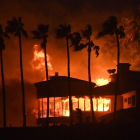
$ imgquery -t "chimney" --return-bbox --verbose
[110,63,131,83]
[119,63,131,74]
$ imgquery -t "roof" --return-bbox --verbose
[93,82,116,96]
[34,76,96,98]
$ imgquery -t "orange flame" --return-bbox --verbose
[94,78,111,86]
[30,45,53,71]
[38,96,111,118]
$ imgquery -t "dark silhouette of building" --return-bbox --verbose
[34,63,140,125]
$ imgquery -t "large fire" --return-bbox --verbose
[38,96,111,118]
[30,45,53,71]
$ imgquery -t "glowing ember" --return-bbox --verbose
[95,78,110,86]
[30,45,53,71]
[37,96,111,118]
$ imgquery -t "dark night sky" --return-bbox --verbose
[0,0,140,127]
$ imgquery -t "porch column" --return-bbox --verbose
[38,99,40,119]
[42,98,43,118]
[61,97,63,116]
[78,98,79,109]
[103,99,104,111]
[54,97,55,117]
[97,98,98,111]
[84,98,85,111]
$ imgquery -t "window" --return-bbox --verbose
[85,98,90,111]
[72,97,78,110]
[124,98,127,102]
[98,98,103,111]
[79,98,84,111]
[128,97,131,104]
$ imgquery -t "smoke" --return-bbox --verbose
[0,79,37,127]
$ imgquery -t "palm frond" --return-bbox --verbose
[0,25,10,39]
[31,30,41,39]
[81,24,92,40]
[14,32,20,37]
[55,23,71,39]
[81,29,89,40]
[118,26,125,38]
[6,17,18,33]
[70,32,82,47]
[0,37,5,50]
[21,28,28,38]
[2,32,10,39]
[6,16,27,38]
[37,24,49,34]
[32,24,49,40]
[93,45,99,57]
[87,24,92,36]
[96,16,118,39]
[0,25,2,36]
[95,31,104,39]
[74,43,86,51]
[90,41,94,47]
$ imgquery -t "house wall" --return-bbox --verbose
[121,90,136,109]
[103,95,123,113]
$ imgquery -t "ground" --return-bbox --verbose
[0,121,139,140]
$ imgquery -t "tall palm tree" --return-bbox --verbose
[95,16,125,120]
[5,17,28,127]
[31,24,50,126]
[55,23,73,125]
[0,25,10,128]
[73,24,99,123]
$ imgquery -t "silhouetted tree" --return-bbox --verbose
[96,16,125,120]
[55,23,73,125]
[31,24,50,126]
[74,24,99,123]
[0,25,10,128]
[5,17,28,127]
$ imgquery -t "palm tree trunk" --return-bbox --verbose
[113,32,120,121]
[66,36,73,125]
[0,48,6,128]
[44,44,49,127]
[88,38,95,123]
[19,34,26,127]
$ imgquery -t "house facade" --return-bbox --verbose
[34,63,140,125]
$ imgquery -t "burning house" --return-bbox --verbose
[34,63,140,125]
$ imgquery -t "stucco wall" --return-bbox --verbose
[121,91,136,109]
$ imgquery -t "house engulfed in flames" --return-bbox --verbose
[34,63,140,125]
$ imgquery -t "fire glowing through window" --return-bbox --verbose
[38,96,111,118]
